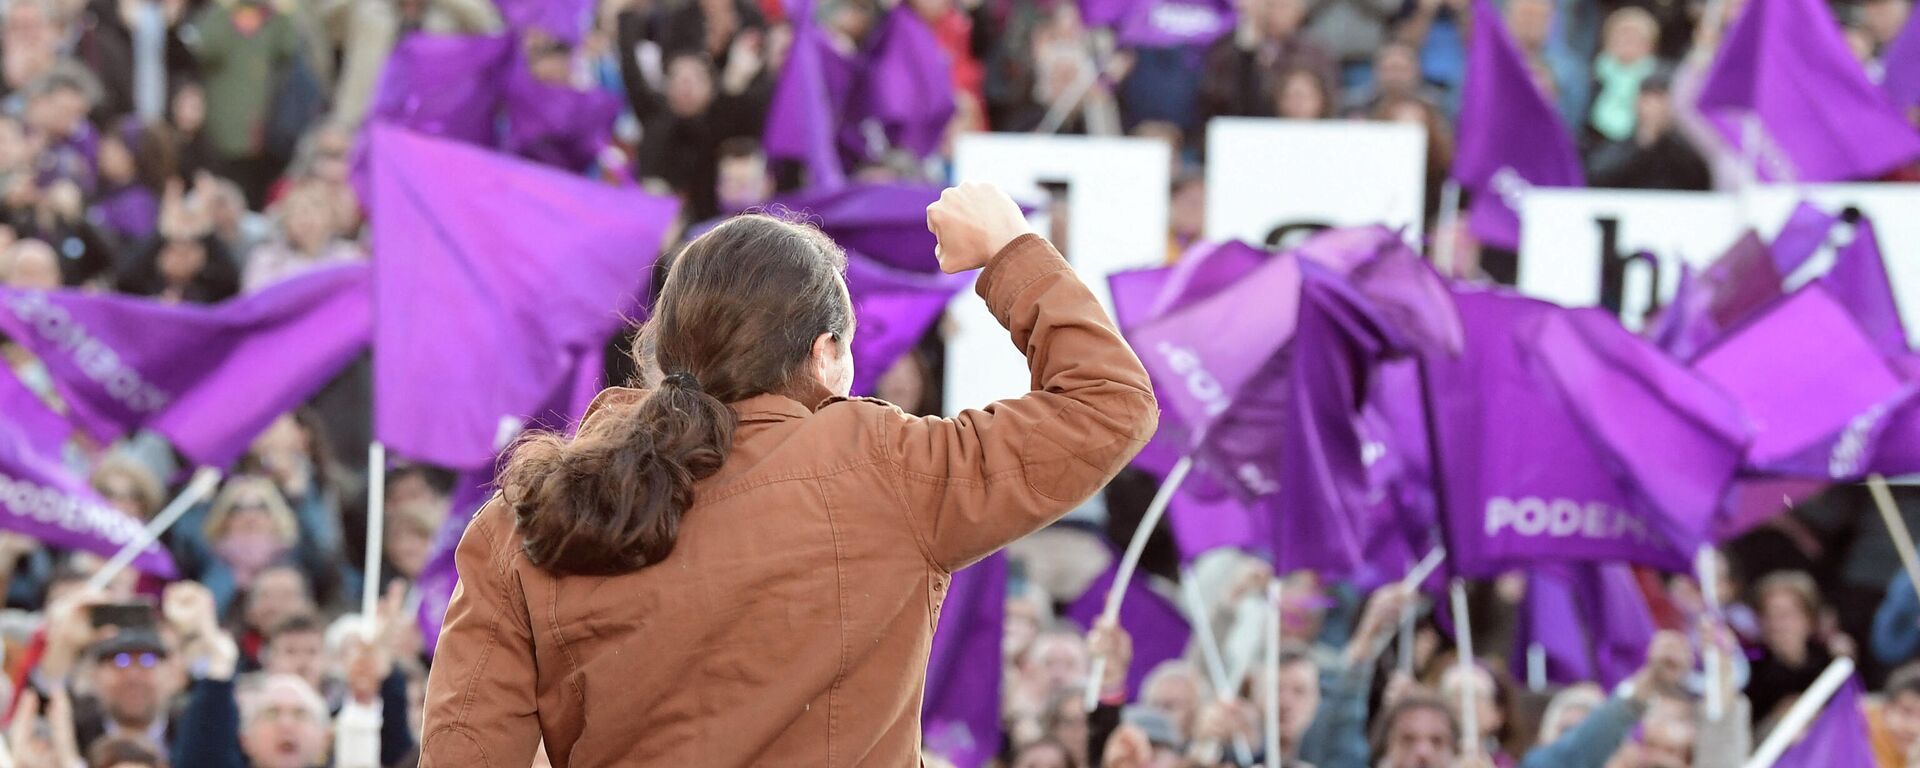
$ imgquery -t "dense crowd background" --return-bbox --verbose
[0,0,1913,766]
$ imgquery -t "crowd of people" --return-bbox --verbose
[0,0,1912,766]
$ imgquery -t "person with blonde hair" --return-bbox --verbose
[196,476,300,616]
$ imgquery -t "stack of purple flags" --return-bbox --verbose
[1695,0,1920,181]
[0,264,372,467]
[1427,289,1745,575]
[923,553,1006,768]
[1453,0,1584,250]
[367,126,678,470]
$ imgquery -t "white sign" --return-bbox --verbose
[946,134,1171,414]
[1204,118,1428,246]
[1516,184,1920,343]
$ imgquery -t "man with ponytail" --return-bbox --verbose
[419,182,1158,766]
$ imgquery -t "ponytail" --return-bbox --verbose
[500,213,850,577]
[503,372,735,576]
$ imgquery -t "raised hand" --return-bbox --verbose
[925,182,1032,274]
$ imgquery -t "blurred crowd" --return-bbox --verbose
[0,0,1912,767]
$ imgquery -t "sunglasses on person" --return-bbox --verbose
[110,653,160,670]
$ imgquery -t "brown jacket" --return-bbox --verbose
[419,235,1158,766]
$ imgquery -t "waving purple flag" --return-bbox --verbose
[369,35,512,146]
[1770,202,1838,277]
[857,7,955,160]
[1454,0,1583,250]
[1821,216,1909,356]
[0,419,174,576]
[1693,286,1913,479]
[495,0,591,44]
[1695,0,1920,182]
[1114,0,1235,48]
[844,254,968,395]
[1886,9,1920,111]
[1778,675,1877,767]
[1516,563,1654,688]
[1703,231,1785,330]
[924,552,1005,768]
[1066,564,1192,698]
[369,126,678,469]
[0,266,372,466]
[765,0,856,189]
[767,183,943,272]
[502,66,622,172]
[0,366,68,463]
[1429,290,1729,574]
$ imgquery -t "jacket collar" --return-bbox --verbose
[731,393,815,424]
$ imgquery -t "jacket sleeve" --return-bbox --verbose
[417,500,542,768]
[170,678,247,768]
[1873,571,1920,667]
[1517,696,1646,768]
[1297,664,1374,768]
[874,235,1158,572]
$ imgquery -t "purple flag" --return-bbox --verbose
[1516,563,1654,688]
[0,266,372,466]
[1646,264,1719,362]
[844,253,968,395]
[369,126,678,469]
[1113,0,1235,48]
[1065,562,1192,699]
[501,65,622,172]
[1820,216,1909,357]
[1454,0,1584,250]
[369,35,511,147]
[765,1,856,189]
[1693,286,1913,479]
[417,347,602,653]
[1702,231,1784,330]
[495,0,591,44]
[0,419,174,576]
[1429,290,1737,574]
[1295,226,1463,355]
[1770,202,1839,277]
[1885,8,1920,111]
[0,366,69,463]
[765,183,943,272]
[924,552,1005,768]
[1695,0,1920,182]
[856,7,955,160]
[1777,675,1876,767]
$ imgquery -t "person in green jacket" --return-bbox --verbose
[182,0,301,207]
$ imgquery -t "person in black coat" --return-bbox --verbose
[617,8,771,222]
[1586,70,1710,191]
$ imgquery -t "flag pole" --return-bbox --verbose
[1083,455,1194,712]
[1696,546,1726,721]
[1432,181,1462,273]
[1526,643,1546,692]
[86,467,222,592]
[1370,545,1445,667]
[1739,657,1856,768]
[1179,568,1255,766]
[1450,579,1480,758]
[1263,578,1283,766]
[362,442,388,636]
[1867,474,1920,606]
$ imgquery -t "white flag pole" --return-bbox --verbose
[1179,569,1255,766]
[1739,657,1856,768]
[1083,456,1193,712]
[1450,579,1480,758]
[1697,546,1726,721]
[362,442,388,636]
[86,467,222,592]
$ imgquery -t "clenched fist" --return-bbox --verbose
[926,182,1032,274]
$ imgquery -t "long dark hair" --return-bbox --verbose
[502,215,853,576]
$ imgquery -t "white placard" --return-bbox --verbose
[1516,184,1920,341]
[1204,118,1428,246]
[946,134,1171,414]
